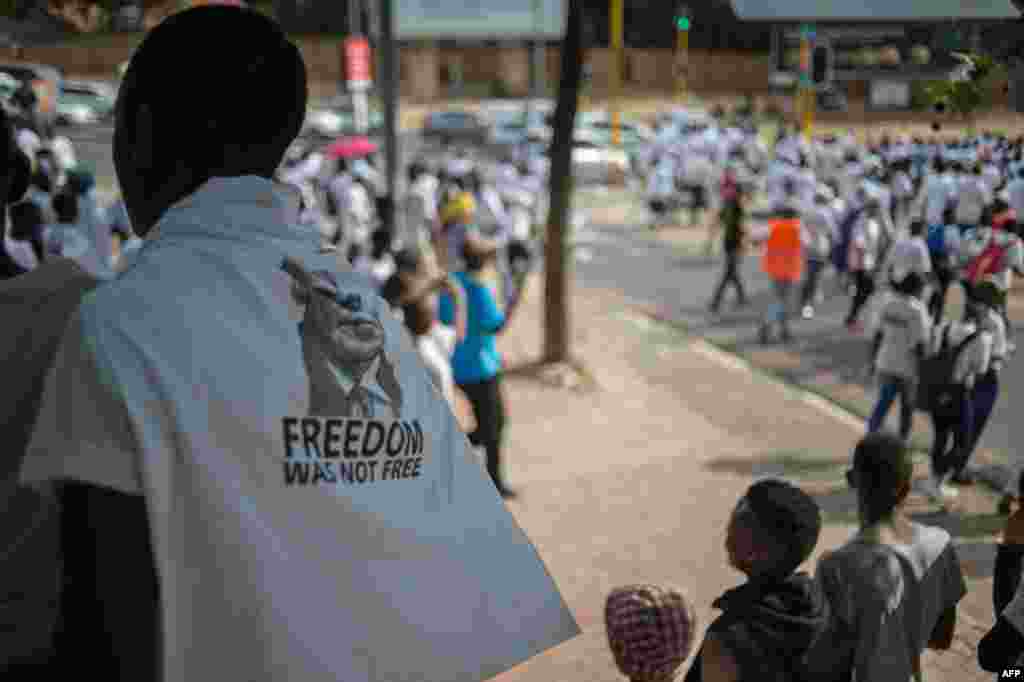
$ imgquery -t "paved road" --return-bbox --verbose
[569,197,1023,471]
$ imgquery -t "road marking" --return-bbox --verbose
[690,339,866,433]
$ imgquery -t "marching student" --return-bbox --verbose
[866,270,930,443]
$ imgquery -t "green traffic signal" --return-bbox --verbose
[676,17,690,30]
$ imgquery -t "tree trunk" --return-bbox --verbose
[543,0,583,364]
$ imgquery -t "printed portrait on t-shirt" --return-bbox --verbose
[282,256,403,418]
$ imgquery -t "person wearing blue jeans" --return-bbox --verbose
[867,376,917,440]
[867,273,930,442]
[960,282,1008,490]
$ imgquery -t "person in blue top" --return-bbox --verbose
[439,238,525,498]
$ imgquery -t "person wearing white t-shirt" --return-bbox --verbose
[885,220,932,287]
[1008,169,1024,218]
[923,304,992,503]
[805,434,966,682]
[867,275,931,442]
[800,189,837,318]
[955,165,993,229]
[18,11,579,681]
[916,158,957,227]
[845,199,884,331]
[959,282,1010,488]
[982,161,1003,195]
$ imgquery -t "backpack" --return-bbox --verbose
[831,205,865,273]
[916,325,981,417]
[963,238,1009,285]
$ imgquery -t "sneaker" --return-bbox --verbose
[802,305,815,319]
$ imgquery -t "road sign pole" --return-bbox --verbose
[610,0,623,147]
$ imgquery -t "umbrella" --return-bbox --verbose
[324,136,378,160]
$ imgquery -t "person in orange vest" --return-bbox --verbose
[753,180,806,344]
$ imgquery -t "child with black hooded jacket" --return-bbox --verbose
[685,478,829,682]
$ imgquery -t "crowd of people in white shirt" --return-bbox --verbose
[0,123,142,280]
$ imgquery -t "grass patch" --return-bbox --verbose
[706,450,849,481]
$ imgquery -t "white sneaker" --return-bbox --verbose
[802,305,815,319]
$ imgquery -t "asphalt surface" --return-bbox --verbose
[569,203,1024,471]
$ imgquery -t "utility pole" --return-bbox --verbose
[379,0,398,224]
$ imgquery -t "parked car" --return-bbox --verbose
[56,80,116,126]
[421,110,488,146]
[305,94,384,137]
[487,107,552,149]
[523,132,629,185]
[0,62,62,132]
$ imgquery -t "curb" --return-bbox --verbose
[636,306,1015,500]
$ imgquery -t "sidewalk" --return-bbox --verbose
[478,273,999,682]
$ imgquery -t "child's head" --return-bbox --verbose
[605,584,697,682]
[725,479,822,580]
[847,433,913,526]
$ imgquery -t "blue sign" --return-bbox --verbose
[396,0,566,39]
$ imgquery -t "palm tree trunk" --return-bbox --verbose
[542,0,583,364]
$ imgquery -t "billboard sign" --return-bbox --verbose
[396,0,566,39]
[773,24,964,81]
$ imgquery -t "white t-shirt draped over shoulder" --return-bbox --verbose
[19,175,579,682]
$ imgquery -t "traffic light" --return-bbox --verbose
[811,44,831,85]
[676,4,691,31]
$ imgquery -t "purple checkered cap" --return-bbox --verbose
[605,584,698,681]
